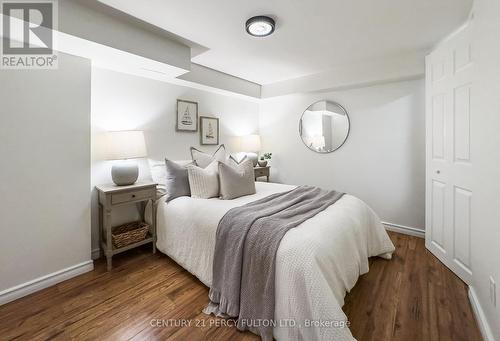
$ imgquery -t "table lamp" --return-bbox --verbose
[240,134,261,166]
[104,130,147,186]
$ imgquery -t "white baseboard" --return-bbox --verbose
[0,260,94,306]
[91,248,101,260]
[382,222,425,238]
[468,286,495,341]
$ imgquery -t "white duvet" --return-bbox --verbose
[150,182,395,341]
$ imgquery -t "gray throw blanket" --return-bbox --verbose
[205,185,344,341]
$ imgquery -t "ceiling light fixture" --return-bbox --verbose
[245,16,275,37]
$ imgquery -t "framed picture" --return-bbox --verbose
[176,99,198,132]
[200,116,219,145]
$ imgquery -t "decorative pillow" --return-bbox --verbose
[219,159,256,200]
[190,144,226,168]
[187,161,220,199]
[148,159,192,198]
[165,159,193,202]
[227,154,248,167]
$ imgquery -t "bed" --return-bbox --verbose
[148,182,395,341]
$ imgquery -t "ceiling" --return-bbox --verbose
[99,0,472,85]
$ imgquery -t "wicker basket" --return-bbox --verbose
[112,221,149,249]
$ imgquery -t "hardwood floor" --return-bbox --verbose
[0,232,482,341]
[344,232,482,341]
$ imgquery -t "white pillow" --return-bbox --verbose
[190,144,226,168]
[227,154,247,168]
[187,161,220,199]
[148,159,192,197]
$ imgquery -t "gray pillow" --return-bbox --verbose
[165,159,192,202]
[218,159,256,200]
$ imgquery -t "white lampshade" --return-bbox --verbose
[104,130,147,160]
[240,134,261,152]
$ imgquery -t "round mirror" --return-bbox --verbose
[299,100,350,153]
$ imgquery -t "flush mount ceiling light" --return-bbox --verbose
[245,16,275,37]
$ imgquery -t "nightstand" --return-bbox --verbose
[254,166,270,182]
[96,181,157,271]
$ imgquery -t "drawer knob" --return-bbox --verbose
[132,194,136,198]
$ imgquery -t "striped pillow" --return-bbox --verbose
[186,161,220,199]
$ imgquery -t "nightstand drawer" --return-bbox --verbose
[254,167,269,177]
[111,189,153,205]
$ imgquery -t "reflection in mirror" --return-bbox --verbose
[299,100,350,153]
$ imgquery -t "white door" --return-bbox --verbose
[425,22,473,284]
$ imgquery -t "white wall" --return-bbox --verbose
[0,53,92,295]
[261,52,425,98]
[60,0,191,72]
[91,67,260,255]
[178,63,261,99]
[471,0,500,338]
[260,79,425,230]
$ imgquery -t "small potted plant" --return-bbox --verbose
[258,152,272,167]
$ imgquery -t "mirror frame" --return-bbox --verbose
[298,100,351,154]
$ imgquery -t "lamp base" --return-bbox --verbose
[111,161,139,186]
[247,152,258,167]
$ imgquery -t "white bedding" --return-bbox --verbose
[150,182,395,341]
